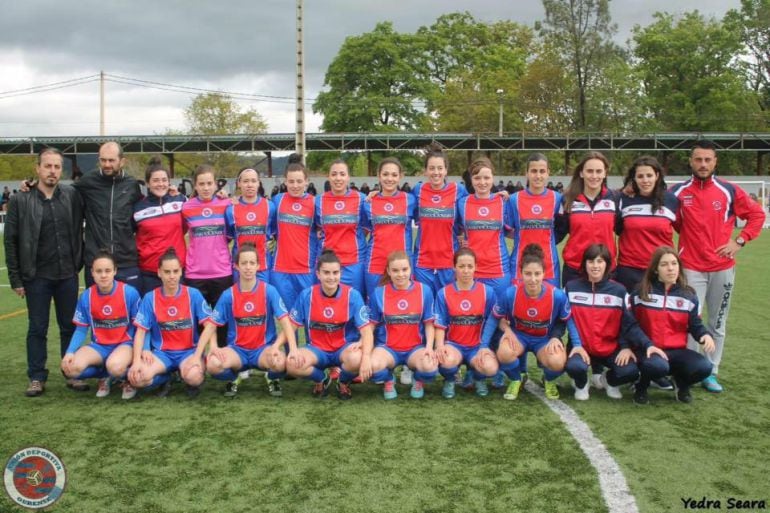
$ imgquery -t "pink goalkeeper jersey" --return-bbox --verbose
[182,196,232,279]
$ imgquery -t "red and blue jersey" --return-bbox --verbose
[362,191,416,276]
[289,284,369,352]
[134,285,212,351]
[617,192,678,270]
[271,192,317,274]
[68,281,141,353]
[182,197,232,279]
[434,282,496,348]
[484,282,578,346]
[368,281,434,352]
[133,193,186,273]
[507,189,561,283]
[315,190,367,266]
[630,282,709,350]
[457,194,511,279]
[412,181,467,270]
[225,197,275,273]
[557,187,619,271]
[209,280,288,350]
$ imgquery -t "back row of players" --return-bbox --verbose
[61,142,763,403]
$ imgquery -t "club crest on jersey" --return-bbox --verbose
[102,305,113,316]
[527,308,538,318]
[323,307,334,319]
[384,202,394,212]
[172,203,180,210]
[478,206,490,217]
[531,204,542,215]
[712,201,722,211]
[602,201,610,208]
[167,307,178,317]
[460,299,472,312]
[397,299,409,311]
[604,296,611,305]
[677,299,684,308]
[431,195,441,204]
[334,201,345,211]
[202,208,212,218]
[292,203,302,212]
[246,212,257,222]
[244,302,255,313]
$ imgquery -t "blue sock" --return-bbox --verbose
[543,368,563,382]
[500,360,521,381]
[338,368,356,384]
[213,369,237,381]
[76,366,105,380]
[371,369,391,383]
[267,370,286,380]
[439,365,459,380]
[473,368,496,380]
[307,367,326,383]
[149,373,170,389]
[414,370,437,383]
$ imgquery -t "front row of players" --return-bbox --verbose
[61,241,716,404]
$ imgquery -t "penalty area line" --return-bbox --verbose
[525,381,639,513]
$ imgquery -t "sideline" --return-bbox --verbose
[0,308,26,321]
[525,381,639,513]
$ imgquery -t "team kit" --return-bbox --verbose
[7,141,764,405]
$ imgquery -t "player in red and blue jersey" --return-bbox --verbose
[225,167,275,284]
[507,153,561,286]
[363,251,437,400]
[314,161,367,296]
[616,156,679,292]
[270,158,318,312]
[182,164,232,348]
[61,250,141,399]
[457,157,512,295]
[434,248,499,399]
[361,158,417,298]
[283,250,373,400]
[411,144,468,295]
[198,243,298,398]
[556,152,619,286]
[128,248,212,397]
[482,244,582,400]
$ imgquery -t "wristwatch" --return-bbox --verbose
[736,236,746,247]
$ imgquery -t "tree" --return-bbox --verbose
[537,0,620,130]
[313,22,429,132]
[725,0,770,112]
[184,92,268,135]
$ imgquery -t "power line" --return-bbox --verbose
[0,76,99,100]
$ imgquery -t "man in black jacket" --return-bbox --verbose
[5,148,85,397]
[74,141,142,290]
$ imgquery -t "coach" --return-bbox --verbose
[671,140,765,392]
[5,148,85,397]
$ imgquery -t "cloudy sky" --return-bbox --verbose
[0,0,741,138]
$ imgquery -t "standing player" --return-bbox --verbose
[483,244,582,400]
[365,251,438,400]
[128,248,212,397]
[284,250,372,400]
[670,140,765,392]
[434,248,499,399]
[361,158,417,298]
[61,249,142,399]
[315,161,367,295]
[557,152,619,286]
[270,157,317,313]
[199,243,298,397]
[225,167,275,283]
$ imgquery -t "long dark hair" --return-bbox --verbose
[563,152,610,213]
[638,246,693,301]
[624,156,666,213]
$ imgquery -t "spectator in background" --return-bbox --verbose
[306,181,317,196]
[360,182,370,195]
[505,180,515,195]
[1,186,10,211]
[350,182,359,191]
[400,182,412,193]
[556,181,564,193]
[514,180,524,192]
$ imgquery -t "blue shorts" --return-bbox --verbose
[339,262,365,298]
[232,345,269,370]
[446,341,483,366]
[307,345,349,369]
[413,266,454,296]
[271,271,313,311]
[154,348,197,373]
[365,272,385,299]
[87,341,133,362]
[381,346,422,368]
[478,274,511,300]
[521,337,550,356]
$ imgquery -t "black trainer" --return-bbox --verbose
[651,377,674,391]
[156,381,172,398]
[186,385,201,398]
[674,383,692,403]
[633,387,649,405]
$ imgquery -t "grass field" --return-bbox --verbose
[1,234,768,513]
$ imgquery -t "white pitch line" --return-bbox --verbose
[525,381,639,513]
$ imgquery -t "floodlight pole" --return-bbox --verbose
[100,70,105,136]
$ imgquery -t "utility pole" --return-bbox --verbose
[295,0,306,163]
[100,70,105,136]
[496,88,504,137]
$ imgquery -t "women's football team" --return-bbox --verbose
[63,146,715,405]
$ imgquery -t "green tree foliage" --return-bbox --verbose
[313,22,429,132]
[632,12,762,132]
[725,0,770,112]
[184,92,268,135]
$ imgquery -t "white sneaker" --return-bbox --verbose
[606,383,623,399]
[574,382,590,401]
[399,366,413,385]
[590,373,605,389]
[121,382,137,400]
[96,378,111,398]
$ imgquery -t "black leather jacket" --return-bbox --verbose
[4,185,84,289]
